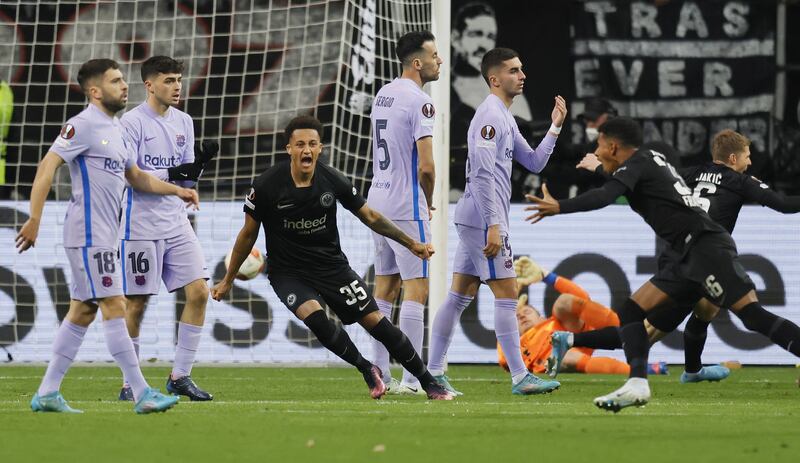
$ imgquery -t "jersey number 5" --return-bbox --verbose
[375,119,390,170]
[339,280,368,306]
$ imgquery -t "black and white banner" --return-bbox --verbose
[1,201,798,365]
[571,0,776,164]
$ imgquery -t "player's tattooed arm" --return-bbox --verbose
[212,214,260,301]
[355,204,434,259]
[16,151,64,252]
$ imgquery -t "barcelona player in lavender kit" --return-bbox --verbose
[426,47,567,395]
[368,31,442,394]
[16,59,199,414]
[117,56,217,401]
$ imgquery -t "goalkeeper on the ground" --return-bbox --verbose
[497,257,667,376]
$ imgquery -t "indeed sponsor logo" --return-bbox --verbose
[103,158,125,172]
[283,215,327,230]
[144,154,181,167]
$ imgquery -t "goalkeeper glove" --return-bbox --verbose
[513,256,548,287]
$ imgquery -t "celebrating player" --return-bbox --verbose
[368,31,441,394]
[568,129,800,383]
[211,115,453,400]
[501,257,668,376]
[426,47,566,396]
[16,59,198,414]
[527,117,800,412]
[116,56,217,402]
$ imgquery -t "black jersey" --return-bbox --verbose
[243,160,366,276]
[610,149,727,253]
[679,162,771,234]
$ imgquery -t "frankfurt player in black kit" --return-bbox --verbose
[211,116,453,400]
[526,118,800,412]
[551,129,800,384]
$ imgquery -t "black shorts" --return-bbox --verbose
[268,267,378,325]
[650,232,755,311]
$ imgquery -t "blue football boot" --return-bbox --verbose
[31,391,83,413]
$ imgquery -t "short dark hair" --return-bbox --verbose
[140,56,184,82]
[77,59,120,93]
[598,117,643,148]
[395,30,435,65]
[454,1,495,33]
[284,115,323,144]
[480,47,518,86]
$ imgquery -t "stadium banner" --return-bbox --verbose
[1,200,798,365]
[570,0,776,165]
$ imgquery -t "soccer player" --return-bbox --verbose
[15,59,198,414]
[210,115,453,400]
[526,117,800,412]
[368,31,441,394]
[117,56,217,401]
[568,129,800,383]
[426,47,566,396]
[498,257,667,376]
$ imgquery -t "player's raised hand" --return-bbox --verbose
[211,279,232,301]
[409,241,434,259]
[194,140,220,165]
[15,217,40,253]
[483,224,501,258]
[576,153,601,172]
[176,187,200,210]
[524,183,559,224]
[551,95,567,128]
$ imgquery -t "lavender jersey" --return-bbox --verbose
[454,94,557,231]
[367,78,435,221]
[49,104,135,248]
[119,103,195,240]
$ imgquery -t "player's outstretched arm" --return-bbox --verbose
[15,151,63,253]
[211,214,260,301]
[524,180,627,223]
[746,178,800,214]
[125,164,199,209]
[355,204,433,259]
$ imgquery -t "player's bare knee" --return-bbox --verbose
[66,300,98,326]
[99,295,127,320]
[693,298,720,321]
[358,310,384,330]
[730,289,758,312]
[488,277,517,299]
[374,274,401,301]
[295,300,324,321]
[402,278,429,304]
[185,279,210,309]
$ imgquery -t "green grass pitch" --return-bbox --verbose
[1,365,797,463]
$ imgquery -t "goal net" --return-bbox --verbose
[0,0,432,363]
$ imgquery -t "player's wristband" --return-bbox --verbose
[543,272,557,286]
[549,123,562,135]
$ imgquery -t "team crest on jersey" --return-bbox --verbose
[320,192,335,207]
[102,276,113,288]
[421,103,435,118]
[135,275,146,286]
[505,258,513,269]
[60,124,75,140]
[287,293,297,306]
[480,125,496,140]
[176,134,186,147]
